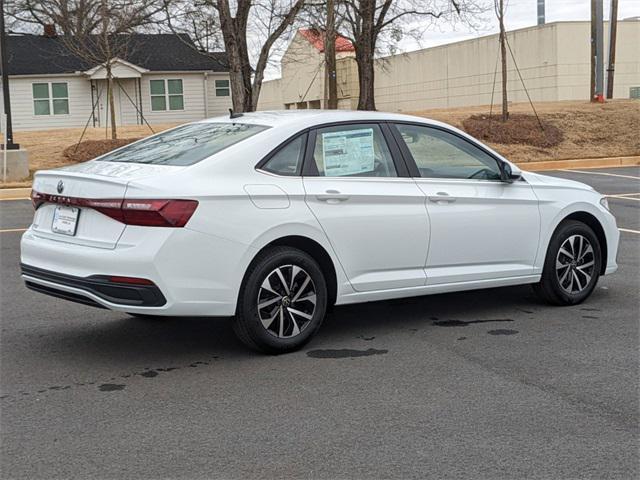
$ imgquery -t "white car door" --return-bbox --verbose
[303,122,429,292]
[390,123,540,285]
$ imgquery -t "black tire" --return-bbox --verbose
[233,246,328,354]
[533,220,602,305]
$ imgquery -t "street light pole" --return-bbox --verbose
[0,0,19,149]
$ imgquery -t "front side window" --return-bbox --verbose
[150,79,184,111]
[261,135,306,176]
[33,82,69,115]
[97,122,269,166]
[395,124,501,181]
[215,79,230,97]
[310,124,397,177]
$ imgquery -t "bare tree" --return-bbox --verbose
[339,0,483,110]
[164,0,306,112]
[7,0,162,138]
[495,0,507,121]
[324,0,338,109]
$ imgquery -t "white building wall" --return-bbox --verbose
[7,75,94,130]
[258,20,640,113]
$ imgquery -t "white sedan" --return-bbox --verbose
[21,111,619,353]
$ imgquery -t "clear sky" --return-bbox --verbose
[399,0,639,52]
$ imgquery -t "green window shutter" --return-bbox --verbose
[53,99,69,115]
[51,83,68,98]
[151,96,166,111]
[32,83,49,99]
[150,80,165,95]
[169,95,184,110]
[167,79,183,94]
[34,100,50,115]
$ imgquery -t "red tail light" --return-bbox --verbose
[31,190,198,228]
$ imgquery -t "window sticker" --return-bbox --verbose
[322,128,375,176]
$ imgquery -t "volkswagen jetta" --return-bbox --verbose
[21,111,619,353]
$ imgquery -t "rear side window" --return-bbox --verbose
[98,123,269,166]
[309,124,397,177]
[260,134,306,176]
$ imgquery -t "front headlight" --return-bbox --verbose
[600,197,610,211]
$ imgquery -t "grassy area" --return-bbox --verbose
[1,100,638,187]
[411,99,640,163]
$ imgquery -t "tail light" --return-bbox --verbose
[31,190,198,228]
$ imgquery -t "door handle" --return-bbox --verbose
[316,190,350,203]
[428,192,457,203]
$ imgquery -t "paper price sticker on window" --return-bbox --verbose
[322,128,375,176]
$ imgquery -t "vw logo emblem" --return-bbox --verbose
[57,180,64,194]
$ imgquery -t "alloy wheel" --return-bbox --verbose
[555,234,595,294]
[257,265,317,338]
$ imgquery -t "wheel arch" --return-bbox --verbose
[245,235,338,307]
[555,211,608,275]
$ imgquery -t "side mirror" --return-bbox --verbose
[500,163,522,183]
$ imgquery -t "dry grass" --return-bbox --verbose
[411,99,640,163]
[1,100,638,187]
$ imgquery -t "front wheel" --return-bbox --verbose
[533,220,602,305]
[233,247,328,354]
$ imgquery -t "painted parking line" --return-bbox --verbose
[607,195,640,202]
[559,169,640,181]
[605,192,640,197]
[0,228,27,234]
[619,228,640,235]
[0,197,30,201]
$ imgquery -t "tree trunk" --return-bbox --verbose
[217,0,253,112]
[498,0,508,122]
[356,0,376,111]
[107,68,117,139]
[324,0,338,109]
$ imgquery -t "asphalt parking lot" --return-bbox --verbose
[1,167,638,479]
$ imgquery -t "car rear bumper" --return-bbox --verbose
[20,226,254,316]
[22,264,167,308]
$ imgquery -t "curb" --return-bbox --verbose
[516,156,640,172]
[0,187,31,200]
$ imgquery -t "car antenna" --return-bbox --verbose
[229,108,243,119]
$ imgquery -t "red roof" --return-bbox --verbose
[298,28,355,53]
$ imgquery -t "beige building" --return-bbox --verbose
[258,20,640,112]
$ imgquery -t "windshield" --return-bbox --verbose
[97,122,270,166]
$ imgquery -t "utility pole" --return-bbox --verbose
[497,0,508,121]
[324,0,338,109]
[0,0,19,149]
[591,0,604,102]
[606,0,618,99]
[537,0,545,26]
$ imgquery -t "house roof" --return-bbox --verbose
[298,29,355,53]
[3,33,229,76]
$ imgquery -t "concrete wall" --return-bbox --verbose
[258,20,640,112]
[6,72,232,131]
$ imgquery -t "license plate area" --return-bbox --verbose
[51,206,80,236]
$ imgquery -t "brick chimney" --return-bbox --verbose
[43,24,57,38]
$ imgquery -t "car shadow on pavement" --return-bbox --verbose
[34,285,544,363]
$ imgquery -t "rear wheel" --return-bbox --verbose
[233,247,327,354]
[533,220,602,305]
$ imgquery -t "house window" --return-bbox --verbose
[33,82,69,115]
[630,87,640,99]
[150,79,184,111]
[215,79,230,97]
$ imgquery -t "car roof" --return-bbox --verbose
[199,109,443,129]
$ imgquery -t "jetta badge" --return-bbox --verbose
[57,180,64,194]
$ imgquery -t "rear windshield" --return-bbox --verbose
[97,122,269,166]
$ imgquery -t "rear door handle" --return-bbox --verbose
[428,192,457,204]
[316,190,350,203]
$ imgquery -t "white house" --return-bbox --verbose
[2,31,233,130]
